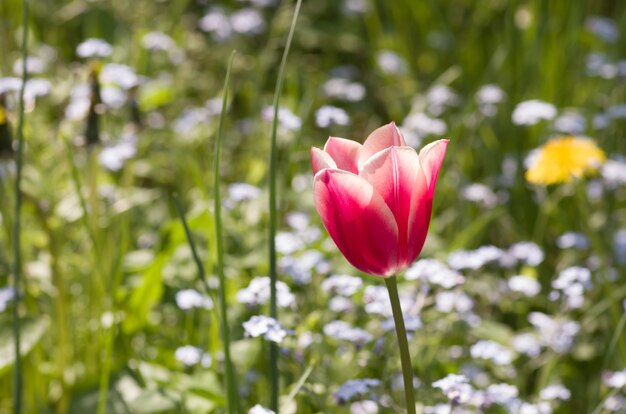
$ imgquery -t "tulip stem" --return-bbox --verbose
[385,276,416,414]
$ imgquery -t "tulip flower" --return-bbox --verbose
[311,122,448,414]
[311,122,448,277]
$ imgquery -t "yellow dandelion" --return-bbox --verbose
[525,136,606,185]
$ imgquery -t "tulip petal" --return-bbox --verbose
[418,139,449,195]
[406,139,448,261]
[313,169,399,276]
[358,122,407,169]
[360,146,423,264]
[311,147,337,174]
[406,170,431,264]
[323,136,362,174]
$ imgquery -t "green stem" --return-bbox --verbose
[12,2,28,413]
[97,218,128,414]
[172,195,218,309]
[384,276,416,414]
[268,1,302,411]
[214,51,239,414]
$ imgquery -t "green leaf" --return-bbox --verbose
[122,254,168,333]
[129,389,179,414]
[0,316,48,375]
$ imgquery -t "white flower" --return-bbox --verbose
[432,374,473,404]
[350,400,378,414]
[377,50,406,75]
[512,100,557,126]
[322,78,366,102]
[556,232,589,249]
[199,8,233,41]
[540,384,571,401]
[175,289,213,310]
[507,242,544,266]
[329,296,353,313]
[603,369,626,389]
[24,78,52,102]
[100,63,140,89]
[512,333,541,357]
[448,246,504,270]
[142,31,177,51]
[461,183,499,208]
[602,158,626,187]
[13,56,46,75]
[279,250,326,285]
[529,312,579,353]
[243,315,287,343]
[586,16,618,43]
[470,340,514,365]
[261,106,301,131]
[435,291,473,313]
[335,379,380,404]
[476,84,505,105]
[227,183,262,203]
[315,105,350,128]
[322,274,363,296]
[174,345,210,367]
[99,138,137,172]
[76,38,113,58]
[553,111,586,134]
[508,275,541,297]
[275,231,305,255]
[236,276,295,308]
[402,113,447,138]
[486,383,519,406]
[323,320,372,346]
[405,258,465,288]
[248,405,275,414]
[0,77,22,94]
[343,0,369,14]
[231,8,265,35]
[604,395,626,412]
[427,85,459,116]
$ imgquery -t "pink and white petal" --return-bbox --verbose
[418,139,449,195]
[323,136,362,174]
[405,171,431,265]
[359,146,421,263]
[313,169,400,276]
[358,122,407,169]
[311,147,337,174]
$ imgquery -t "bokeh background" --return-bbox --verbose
[0,0,625,413]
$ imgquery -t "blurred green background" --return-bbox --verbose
[0,0,625,413]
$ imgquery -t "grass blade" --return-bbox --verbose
[268,1,302,411]
[172,194,219,313]
[12,1,28,413]
[214,50,239,414]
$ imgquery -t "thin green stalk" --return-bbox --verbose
[64,138,98,248]
[214,51,239,414]
[12,2,28,413]
[96,218,128,414]
[384,276,416,414]
[172,195,217,304]
[268,1,302,410]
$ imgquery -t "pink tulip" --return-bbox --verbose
[311,122,448,277]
